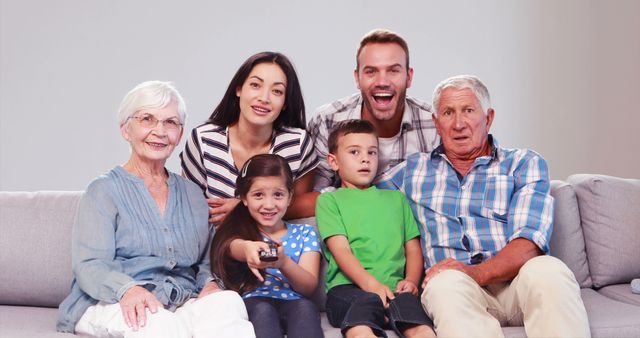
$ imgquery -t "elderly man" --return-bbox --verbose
[308,28,439,191]
[378,75,590,337]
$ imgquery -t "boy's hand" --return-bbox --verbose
[395,279,419,296]
[363,278,395,308]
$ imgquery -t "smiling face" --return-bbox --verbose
[242,175,291,231]
[355,42,413,122]
[433,87,494,162]
[236,62,287,129]
[120,100,183,165]
[328,132,379,189]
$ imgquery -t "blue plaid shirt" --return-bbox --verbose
[377,136,554,268]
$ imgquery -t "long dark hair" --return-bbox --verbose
[210,154,294,294]
[207,51,306,129]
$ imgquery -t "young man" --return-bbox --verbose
[315,120,434,338]
[308,28,440,191]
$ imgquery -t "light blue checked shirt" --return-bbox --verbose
[377,136,554,269]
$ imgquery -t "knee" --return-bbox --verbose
[353,291,384,309]
[246,299,278,321]
[293,298,320,317]
[519,255,578,289]
[422,269,480,305]
[144,308,184,330]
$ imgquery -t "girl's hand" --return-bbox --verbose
[242,240,273,281]
[395,279,419,296]
[207,197,240,224]
[119,286,163,331]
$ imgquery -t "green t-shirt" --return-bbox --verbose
[316,186,420,291]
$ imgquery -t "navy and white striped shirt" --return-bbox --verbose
[180,123,318,198]
[377,136,554,268]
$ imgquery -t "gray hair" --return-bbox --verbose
[117,81,186,126]
[432,75,491,115]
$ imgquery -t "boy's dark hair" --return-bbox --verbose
[328,119,377,154]
[210,154,293,294]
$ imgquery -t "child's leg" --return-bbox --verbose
[388,293,435,338]
[326,284,387,337]
[279,298,323,338]
[244,297,283,338]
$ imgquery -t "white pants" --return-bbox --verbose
[75,290,255,338]
[422,255,591,338]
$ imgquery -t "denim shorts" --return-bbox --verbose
[326,284,433,338]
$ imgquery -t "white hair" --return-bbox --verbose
[117,81,187,126]
[432,75,491,115]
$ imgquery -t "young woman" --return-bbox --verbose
[210,154,323,338]
[180,52,318,223]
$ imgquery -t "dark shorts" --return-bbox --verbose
[326,284,433,338]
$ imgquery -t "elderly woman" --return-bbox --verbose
[56,81,255,337]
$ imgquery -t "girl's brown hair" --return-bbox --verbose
[209,154,293,294]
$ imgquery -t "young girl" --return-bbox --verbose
[210,154,323,338]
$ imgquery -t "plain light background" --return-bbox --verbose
[1,0,639,191]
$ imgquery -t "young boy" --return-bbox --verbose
[316,119,434,338]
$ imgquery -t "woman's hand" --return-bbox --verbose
[119,285,163,331]
[197,281,222,299]
[207,197,240,224]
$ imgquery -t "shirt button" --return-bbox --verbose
[169,260,177,267]
[461,185,466,190]
[163,228,169,232]
[168,247,174,253]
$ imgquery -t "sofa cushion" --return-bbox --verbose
[581,288,640,338]
[568,174,640,288]
[0,191,82,307]
[598,283,640,306]
[548,180,592,288]
[0,305,75,337]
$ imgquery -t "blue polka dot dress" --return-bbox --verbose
[243,223,320,300]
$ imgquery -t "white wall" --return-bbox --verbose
[1,0,638,191]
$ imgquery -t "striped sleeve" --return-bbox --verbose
[507,151,554,253]
[180,127,208,195]
[296,130,319,179]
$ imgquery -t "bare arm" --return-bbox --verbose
[396,238,423,295]
[277,251,321,297]
[326,235,394,306]
[285,171,319,219]
[423,238,542,287]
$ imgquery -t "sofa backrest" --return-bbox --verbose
[549,180,592,288]
[0,191,82,307]
[568,174,640,288]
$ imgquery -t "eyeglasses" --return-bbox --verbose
[127,114,183,131]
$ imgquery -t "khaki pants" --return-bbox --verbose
[75,290,255,338]
[421,255,590,338]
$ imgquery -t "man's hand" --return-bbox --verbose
[421,258,484,288]
[197,281,222,299]
[363,278,395,308]
[119,286,163,331]
[395,279,419,296]
[207,197,240,224]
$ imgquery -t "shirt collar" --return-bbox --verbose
[431,134,499,160]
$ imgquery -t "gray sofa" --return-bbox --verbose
[1,174,639,337]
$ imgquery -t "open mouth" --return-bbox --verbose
[358,169,371,174]
[372,92,394,105]
[252,105,271,115]
[146,142,167,149]
[260,211,277,218]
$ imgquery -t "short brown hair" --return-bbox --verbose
[356,28,410,71]
[328,119,377,154]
